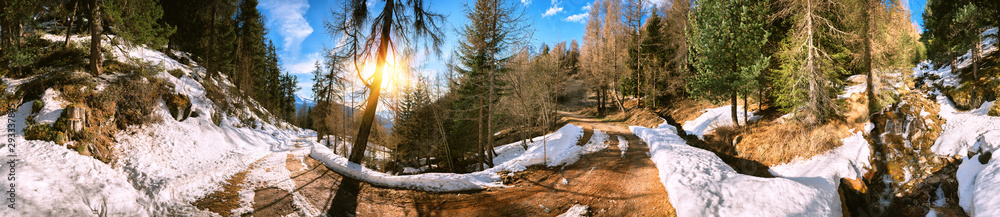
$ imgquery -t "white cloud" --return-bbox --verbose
[260,0,314,57]
[286,52,323,75]
[521,0,532,6]
[564,13,588,23]
[543,6,563,17]
[565,2,592,23]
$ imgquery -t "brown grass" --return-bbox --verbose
[737,121,847,166]
[655,98,720,123]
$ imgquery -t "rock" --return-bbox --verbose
[928,176,940,184]
[843,178,867,194]
[164,93,192,121]
[979,151,992,164]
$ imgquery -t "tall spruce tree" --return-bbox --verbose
[688,0,771,127]
[453,0,529,169]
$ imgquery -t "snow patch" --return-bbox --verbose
[557,204,590,217]
[631,122,841,217]
[618,136,628,157]
[683,105,758,139]
[310,124,608,192]
[34,88,69,125]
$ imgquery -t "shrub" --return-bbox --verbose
[24,124,65,144]
[168,69,184,78]
[108,76,165,128]
[34,44,87,70]
[990,102,1000,117]
[31,99,43,114]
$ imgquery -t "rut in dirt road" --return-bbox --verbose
[410,111,676,216]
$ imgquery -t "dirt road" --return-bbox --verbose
[407,111,675,216]
[215,111,675,216]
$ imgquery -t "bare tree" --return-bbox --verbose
[326,0,445,164]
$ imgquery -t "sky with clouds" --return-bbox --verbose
[257,0,928,99]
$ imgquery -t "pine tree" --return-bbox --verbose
[453,0,529,169]
[688,0,771,127]
[771,0,853,124]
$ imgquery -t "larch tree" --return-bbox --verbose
[688,0,771,127]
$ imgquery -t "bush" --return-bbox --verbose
[168,69,185,78]
[24,124,66,145]
[34,44,87,70]
[990,102,1000,117]
[31,99,43,114]
[107,76,166,128]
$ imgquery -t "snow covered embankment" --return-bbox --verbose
[630,122,842,217]
[912,28,1000,214]
[683,105,758,139]
[310,124,609,192]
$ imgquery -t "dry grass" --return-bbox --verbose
[656,98,720,123]
[737,121,847,166]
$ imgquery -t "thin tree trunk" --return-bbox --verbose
[731,90,740,128]
[64,0,79,47]
[349,0,394,164]
[864,4,876,114]
[487,64,496,168]
[477,97,484,171]
[88,0,102,76]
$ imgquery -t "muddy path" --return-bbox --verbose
[407,111,675,216]
[217,111,675,216]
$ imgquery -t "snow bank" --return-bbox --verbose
[913,31,999,216]
[769,131,871,185]
[683,105,758,139]
[969,155,1000,216]
[1,100,149,217]
[631,122,841,217]
[310,124,608,192]
[34,88,69,124]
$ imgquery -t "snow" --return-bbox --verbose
[769,131,872,188]
[914,31,1000,216]
[618,136,628,157]
[957,153,986,215]
[631,122,841,217]
[557,204,590,217]
[971,156,1000,216]
[838,75,867,99]
[2,101,149,217]
[34,88,69,125]
[310,124,609,192]
[682,105,759,139]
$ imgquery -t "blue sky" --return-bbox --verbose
[257,0,928,99]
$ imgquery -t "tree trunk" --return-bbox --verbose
[743,93,748,126]
[64,0,79,47]
[89,0,102,76]
[731,90,739,128]
[477,97,485,171]
[348,0,394,164]
[486,64,496,168]
[864,4,876,114]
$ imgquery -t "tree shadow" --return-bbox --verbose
[327,177,363,217]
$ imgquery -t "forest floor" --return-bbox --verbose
[216,110,676,216]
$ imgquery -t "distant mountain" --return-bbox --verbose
[295,94,315,109]
[295,94,394,130]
